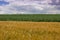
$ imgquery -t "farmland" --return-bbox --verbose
[0,21,60,40]
[0,14,60,22]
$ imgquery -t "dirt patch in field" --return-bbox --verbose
[0,21,60,40]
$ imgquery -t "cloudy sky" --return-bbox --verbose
[0,0,60,14]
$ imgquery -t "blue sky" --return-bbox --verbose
[0,0,60,14]
[0,1,9,6]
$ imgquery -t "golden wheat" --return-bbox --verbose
[0,21,60,40]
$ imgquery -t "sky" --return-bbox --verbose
[0,0,60,14]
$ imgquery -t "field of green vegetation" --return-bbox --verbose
[0,14,60,22]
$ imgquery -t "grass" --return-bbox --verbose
[0,14,60,22]
[0,21,60,40]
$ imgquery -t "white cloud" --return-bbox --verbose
[0,0,60,14]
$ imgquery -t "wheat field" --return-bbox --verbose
[0,21,60,40]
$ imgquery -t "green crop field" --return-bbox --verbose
[0,14,60,22]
